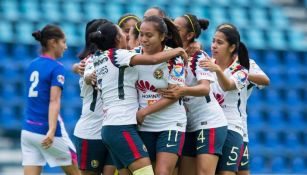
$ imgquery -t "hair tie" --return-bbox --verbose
[118,16,140,26]
[184,15,195,33]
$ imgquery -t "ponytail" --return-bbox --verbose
[89,22,118,51]
[163,17,183,48]
[238,42,250,70]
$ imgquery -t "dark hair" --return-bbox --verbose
[32,24,64,50]
[217,27,250,70]
[89,21,118,51]
[142,16,182,48]
[148,7,166,18]
[78,19,109,60]
[216,23,237,31]
[182,14,209,41]
[118,13,140,28]
[131,21,141,40]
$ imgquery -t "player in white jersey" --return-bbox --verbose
[90,21,187,175]
[134,16,186,175]
[157,14,227,175]
[200,25,250,175]
[72,19,117,175]
[237,59,270,175]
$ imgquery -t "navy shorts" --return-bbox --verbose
[238,142,249,171]
[138,130,185,161]
[75,136,113,173]
[182,126,227,157]
[217,130,243,172]
[101,125,149,169]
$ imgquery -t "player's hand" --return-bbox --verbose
[175,48,189,65]
[136,109,147,125]
[41,130,55,149]
[199,59,221,73]
[78,60,86,76]
[158,85,182,99]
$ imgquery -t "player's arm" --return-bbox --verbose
[130,47,188,65]
[137,84,179,125]
[161,80,210,98]
[42,86,62,149]
[248,73,270,86]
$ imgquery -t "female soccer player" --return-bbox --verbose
[143,6,166,19]
[21,24,79,175]
[158,14,228,175]
[90,21,187,175]
[73,19,117,175]
[200,25,250,175]
[118,13,141,49]
[134,16,186,175]
[128,21,141,49]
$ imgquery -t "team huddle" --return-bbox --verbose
[21,6,270,175]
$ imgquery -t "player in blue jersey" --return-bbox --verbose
[21,24,80,175]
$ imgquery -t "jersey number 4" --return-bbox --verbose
[28,71,39,97]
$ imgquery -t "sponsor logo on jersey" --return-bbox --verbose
[153,68,164,79]
[213,93,224,105]
[57,75,65,85]
[136,80,157,93]
[91,160,99,168]
[173,63,184,77]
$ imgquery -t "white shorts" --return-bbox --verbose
[21,130,77,167]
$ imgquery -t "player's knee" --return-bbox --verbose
[132,165,154,175]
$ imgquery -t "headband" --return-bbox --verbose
[184,15,195,33]
[135,23,140,32]
[118,16,140,26]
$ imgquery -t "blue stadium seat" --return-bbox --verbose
[252,0,269,7]
[250,7,269,29]
[20,0,40,21]
[209,7,228,25]
[250,155,266,173]
[12,44,32,60]
[0,20,14,42]
[271,156,289,173]
[286,67,304,88]
[287,29,307,51]
[126,4,145,18]
[0,107,20,130]
[0,43,8,58]
[15,21,36,44]
[41,1,61,22]
[188,5,209,18]
[1,0,19,20]
[63,2,83,22]
[229,7,249,28]
[265,89,282,107]
[60,23,79,46]
[284,51,301,67]
[245,28,266,49]
[83,2,104,21]
[233,0,249,6]
[192,0,211,6]
[291,157,307,173]
[267,29,287,50]
[168,5,186,19]
[287,109,305,130]
[264,131,281,147]
[270,7,289,29]
[104,3,124,23]
[284,132,301,149]
[285,90,303,107]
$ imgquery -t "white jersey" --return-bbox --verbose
[184,51,228,132]
[211,59,248,136]
[240,59,267,142]
[74,56,104,139]
[135,46,187,132]
[93,49,139,126]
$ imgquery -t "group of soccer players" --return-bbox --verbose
[22,6,270,175]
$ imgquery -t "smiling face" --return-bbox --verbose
[174,17,189,43]
[139,21,165,54]
[211,31,235,61]
[51,37,67,59]
[121,18,138,43]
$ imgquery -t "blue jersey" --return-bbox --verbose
[23,55,65,137]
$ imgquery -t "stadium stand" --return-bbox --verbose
[0,0,306,174]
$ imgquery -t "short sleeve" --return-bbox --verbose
[168,56,185,86]
[114,49,138,67]
[84,56,95,77]
[230,68,248,90]
[194,51,215,82]
[249,59,265,75]
[51,64,65,89]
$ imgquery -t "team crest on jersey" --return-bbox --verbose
[153,68,164,79]
[236,71,247,83]
[57,75,65,85]
[91,160,99,168]
[136,80,157,93]
[173,63,184,77]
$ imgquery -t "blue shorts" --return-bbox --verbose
[217,130,243,172]
[75,136,113,173]
[182,126,227,157]
[238,142,249,171]
[101,125,149,169]
[138,130,185,161]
